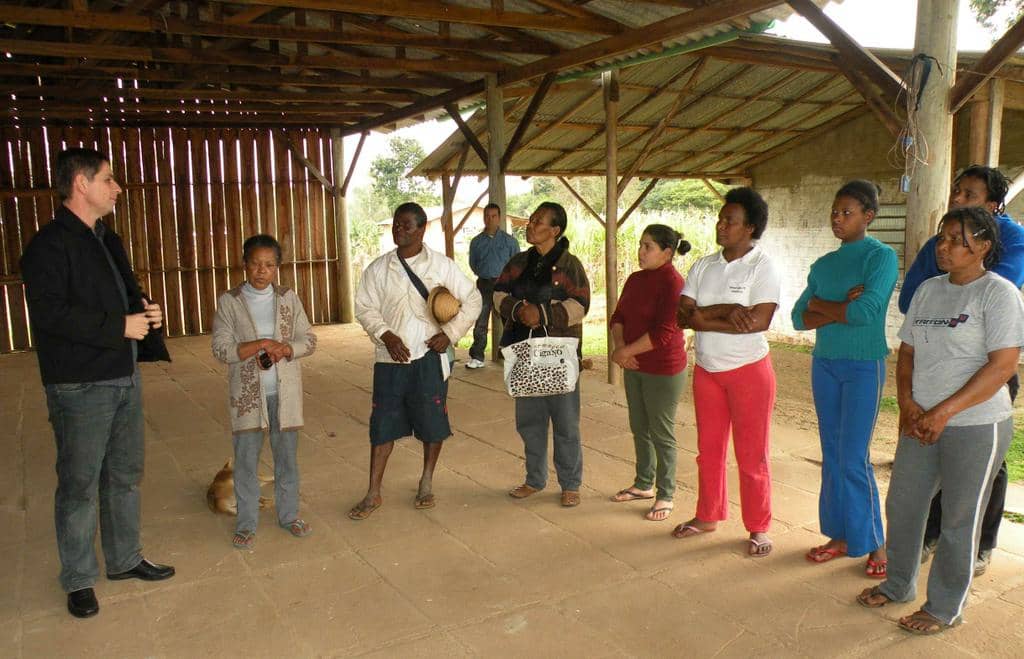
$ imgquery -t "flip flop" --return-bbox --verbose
[509,484,541,499]
[805,544,847,563]
[857,585,892,609]
[898,610,960,635]
[414,493,436,509]
[232,530,255,550]
[748,537,773,557]
[348,499,381,521]
[611,488,655,502]
[283,518,312,537]
[865,557,887,579]
[671,521,716,539]
[644,503,673,521]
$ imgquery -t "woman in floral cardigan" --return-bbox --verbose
[212,234,317,550]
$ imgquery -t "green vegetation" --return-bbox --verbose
[970,0,1024,27]
[878,396,899,414]
[1008,423,1024,483]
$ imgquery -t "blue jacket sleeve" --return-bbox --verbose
[846,246,898,326]
[992,215,1024,287]
[898,236,939,314]
[468,235,482,276]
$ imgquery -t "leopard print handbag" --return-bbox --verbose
[500,330,580,398]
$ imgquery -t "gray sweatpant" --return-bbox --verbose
[879,418,1012,624]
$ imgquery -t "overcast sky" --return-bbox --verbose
[344,0,1016,204]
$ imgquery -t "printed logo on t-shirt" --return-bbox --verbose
[914,313,970,328]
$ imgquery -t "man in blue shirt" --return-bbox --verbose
[466,203,520,368]
[899,165,1024,576]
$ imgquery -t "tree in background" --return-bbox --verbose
[970,0,1023,27]
[369,135,440,212]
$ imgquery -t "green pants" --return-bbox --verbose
[624,368,686,501]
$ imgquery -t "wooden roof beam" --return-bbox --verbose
[831,55,902,137]
[0,6,560,56]
[786,0,904,103]
[557,176,605,227]
[731,105,869,171]
[0,38,506,73]
[500,0,782,86]
[502,73,555,171]
[949,14,1024,113]
[445,104,489,165]
[5,84,420,104]
[224,0,623,35]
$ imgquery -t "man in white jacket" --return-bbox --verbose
[350,202,481,519]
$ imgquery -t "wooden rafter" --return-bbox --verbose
[501,73,556,171]
[508,87,604,157]
[540,57,708,172]
[455,190,488,233]
[616,85,691,196]
[274,128,335,192]
[831,55,901,137]
[786,0,904,103]
[702,179,725,203]
[557,176,605,227]
[730,105,869,172]
[949,15,1024,113]
[445,104,489,165]
[6,84,420,104]
[340,131,368,197]
[619,178,661,227]
[225,0,623,34]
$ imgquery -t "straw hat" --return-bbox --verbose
[426,286,461,325]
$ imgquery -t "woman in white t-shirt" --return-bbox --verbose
[857,207,1024,634]
[674,187,781,557]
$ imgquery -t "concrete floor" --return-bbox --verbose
[2,324,1024,658]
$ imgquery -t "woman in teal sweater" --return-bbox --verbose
[791,180,898,578]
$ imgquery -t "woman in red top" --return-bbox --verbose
[609,224,691,521]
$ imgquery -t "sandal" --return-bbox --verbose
[898,609,959,635]
[644,502,673,522]
[671,519,716,539]
[857,585,892,609]
[611,488,655,502]
[865,557,887,579]
[283,518,312,537]
[560,490,581,507]
[232,530,255,550]
[414,493,436,509]
[748,536,773,557]
[348,497,381,521]
[805,544,847,563]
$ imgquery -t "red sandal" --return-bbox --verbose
[805,544,847,563]
[865,557,888,579]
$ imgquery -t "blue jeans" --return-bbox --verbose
[45,380,144,592]
[811,357,886,557]
[469,278,496,361]
[514,382,582,491]
[233,394,299,533]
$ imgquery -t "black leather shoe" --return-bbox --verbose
[67,588,99,618]
[107,558,175,581]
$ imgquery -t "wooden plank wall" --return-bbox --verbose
[0,125,340,353]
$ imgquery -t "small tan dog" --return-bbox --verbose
[206,459,274,515]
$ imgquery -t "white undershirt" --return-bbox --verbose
[241,282,278,396]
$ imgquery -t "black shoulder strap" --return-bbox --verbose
[397,253,430,300]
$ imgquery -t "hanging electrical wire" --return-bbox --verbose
[889,54,940,191]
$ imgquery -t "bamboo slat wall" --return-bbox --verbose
[0,125,341,353]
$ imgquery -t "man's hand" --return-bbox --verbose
[914,406,953,446]
[381,331,411,363]
[516,302,542,328]
[124,312,150,340]
[143,301,163,329]
[426,332,451,353]
[898,398,925,439]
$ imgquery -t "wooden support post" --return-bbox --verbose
[486,74,508,361]
[986,77,1004,166]
[905,0,958,271]
[441,175,455,258]
[331,128,354,323]
[604,69,620,385]
[1005,167,1024,206]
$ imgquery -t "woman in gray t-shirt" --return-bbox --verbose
[856,207,1024,634]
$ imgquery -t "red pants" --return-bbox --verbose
[693,356,775,533]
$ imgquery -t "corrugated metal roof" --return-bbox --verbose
[414,29,1024,181]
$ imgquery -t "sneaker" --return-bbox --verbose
[465,358,485,369]
[920,537,939,564]
[974,548,992,576]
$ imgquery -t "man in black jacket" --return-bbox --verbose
[21,148,174,619]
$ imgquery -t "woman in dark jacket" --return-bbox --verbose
[494,202,591,507]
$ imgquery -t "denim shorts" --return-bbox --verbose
[369,352,451,445]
